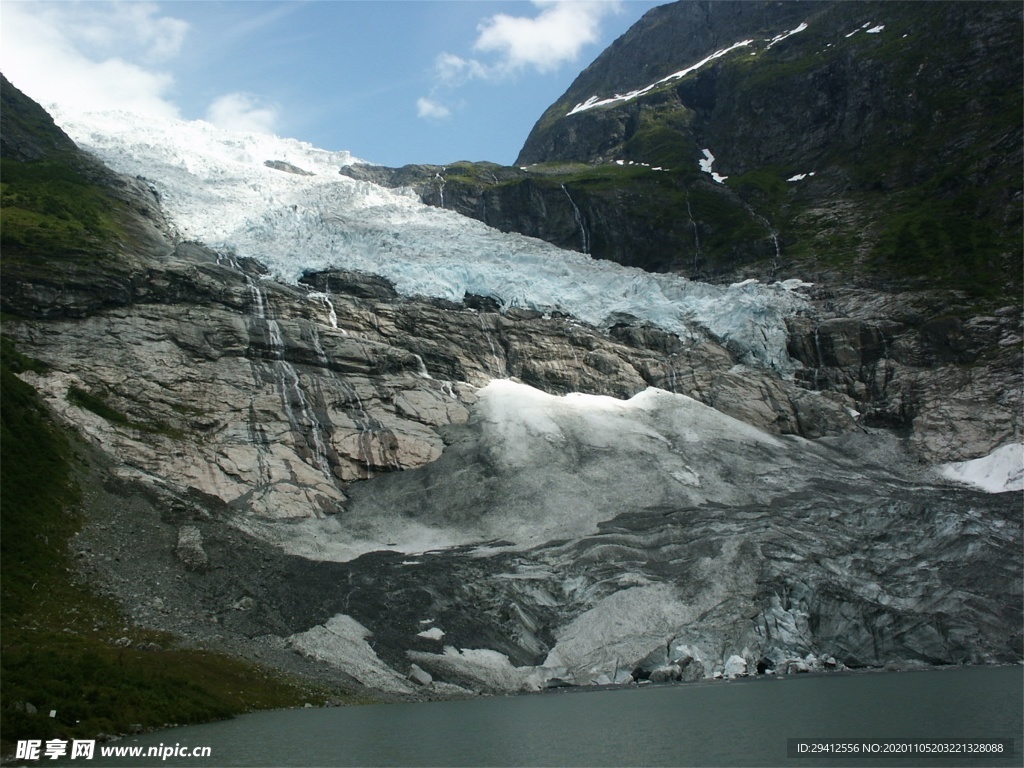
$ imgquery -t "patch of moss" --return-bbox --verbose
[1,356,81,619]
[0,158,126,258]
[726,167,792,222]
[1,335,50,375]
[622,107,696,170]
[66,386,185,439]
[1,638,337,746]
[533,162,661,190]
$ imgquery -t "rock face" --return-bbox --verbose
[6,229,1020,694]
[0,63,1020,703]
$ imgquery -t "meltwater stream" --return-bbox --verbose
[68,666,1021,767]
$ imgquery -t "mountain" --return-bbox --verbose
[0,0,1021,740]
[347,1,1022,300]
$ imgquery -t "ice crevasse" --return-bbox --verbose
[53,107,810,374]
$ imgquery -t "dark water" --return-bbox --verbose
[75,666,1022,767]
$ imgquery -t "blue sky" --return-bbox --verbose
[0,1,665,166]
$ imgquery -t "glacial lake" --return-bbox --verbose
[71,666,1021,767]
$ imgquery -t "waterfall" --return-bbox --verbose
[684,190,701,275]
[479,315,506,376]
[279,359,331,472]
[413,354,432,379]
[242,272,333,475]
[737,200,781,274]
[561,184,590,254]
[666,362,679,393]
[308,322,330,367]
[435,168,446,209]
[307,291,339,330]
[812,327,825,390]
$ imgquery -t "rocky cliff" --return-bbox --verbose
[0,16,1021,715]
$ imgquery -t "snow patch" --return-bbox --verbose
[698,148,728,183]
[940,443,1024,494]
[765,22,809,50]
[787,171,816,182]
[417,626,446,640]
[287,614,413,693]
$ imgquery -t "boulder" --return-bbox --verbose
[175,526,209,571]
[409,664,433,686]
[724,655,749,678]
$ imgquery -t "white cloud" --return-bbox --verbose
[1,2,282,135]
[417,1,620,119]
[416,97,452,121]
[473,0,622,74]
[0,2,183,118]
[206,93,280,135]
[73,2,189,62]
[434,52,489,87]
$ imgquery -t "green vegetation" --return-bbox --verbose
[533,161,659,189]
[726,167,791,223]
[622,107,696,170]
[1,342,82,620]
[870,188,1006,298]
[65,385,184,439]
[0,158,125,257]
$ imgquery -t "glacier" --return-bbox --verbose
[51,107,808,373]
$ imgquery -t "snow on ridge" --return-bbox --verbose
[51,108,808,373]
[765,22,809,50]
[567,38,755,116]
[566,21,811,117]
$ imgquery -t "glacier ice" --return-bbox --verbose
[51,107,808,372]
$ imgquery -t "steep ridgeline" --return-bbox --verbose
[1,75,1021,703]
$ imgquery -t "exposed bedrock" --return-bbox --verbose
[5,234,1020,695]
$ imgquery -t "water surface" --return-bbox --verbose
[76,666,1022,767]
